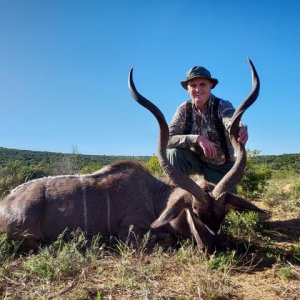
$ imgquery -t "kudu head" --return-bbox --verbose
[128,59,264,253]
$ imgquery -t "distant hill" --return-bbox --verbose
[252,153,300,173]
[0,147,150,169]
[0,147,299,173]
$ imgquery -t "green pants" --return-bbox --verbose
[167,148,235,185]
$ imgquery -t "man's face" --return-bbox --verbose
[187,77,213,110]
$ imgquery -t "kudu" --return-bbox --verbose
[0,59,264,252]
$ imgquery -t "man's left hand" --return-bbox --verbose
[238,126,248,144]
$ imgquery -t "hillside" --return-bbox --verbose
[253,153,300,173]
[1,146,299,172]
[0,147,150,169]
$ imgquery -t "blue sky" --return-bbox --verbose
[0,0,299,156]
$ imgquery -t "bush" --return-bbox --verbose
[144,155,162,175]
[224,210,261,239]
[206,252,237,271]
[237,150,272,198]
[0,161,49,199]
[80,162,104,174]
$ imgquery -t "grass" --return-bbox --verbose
[0,214,299,300]
[0,173,300,298]
[0,232,238,299]
[276,265,299,280]
[22,230,106,280]
[262,171,300,215]
[0,234,20,266]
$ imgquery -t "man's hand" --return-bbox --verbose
[238,126,248,144]
[197,135,217,158]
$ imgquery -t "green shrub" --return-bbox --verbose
[144,155,162,175]
[207,252,237,271]
[237,150,272,198]
[0,160,49,199]
[80,162,104,174]
[224,210,261,239]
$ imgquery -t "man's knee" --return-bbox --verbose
[167,148,191,175]
[167,148,202,175]
[167,148,187,162]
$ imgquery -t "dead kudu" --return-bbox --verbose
[0,59,264,252]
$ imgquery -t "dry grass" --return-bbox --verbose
[0,246,239,299]
[1,183,300,299]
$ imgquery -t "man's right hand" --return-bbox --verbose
[197,135,217,158]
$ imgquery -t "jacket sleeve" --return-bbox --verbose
[218,100,247,130]
[167,104,199,148]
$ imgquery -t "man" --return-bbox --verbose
[167,66,248,185]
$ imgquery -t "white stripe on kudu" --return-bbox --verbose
[79,177,88,231]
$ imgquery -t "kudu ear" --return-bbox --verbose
[151,198,189,229]
[225,193,265,213]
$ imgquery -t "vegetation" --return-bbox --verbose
[252,152,300,173]
[0,146,149,175]
[237,149,272,198]
[0,160,49,199]
[0,146,149,200]
[0,147,300,298]
[262,170,300,214]
[144,155,163,175]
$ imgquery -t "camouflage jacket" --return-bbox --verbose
[168,95,242,165]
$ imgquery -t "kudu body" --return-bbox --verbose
[0,59,264,252]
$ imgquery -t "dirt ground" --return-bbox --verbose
[230,201,300,300]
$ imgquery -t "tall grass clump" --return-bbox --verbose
[292,239,300,263]
[276,265,299,280]
[175,241,237,299]
[22,230,105,280]
[0,233,20,266]
[262,171,300,215]
[104,232,167,299]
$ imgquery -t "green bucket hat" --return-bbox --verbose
[181,66,218,89]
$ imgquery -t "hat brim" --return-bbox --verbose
[181,76,218,90]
